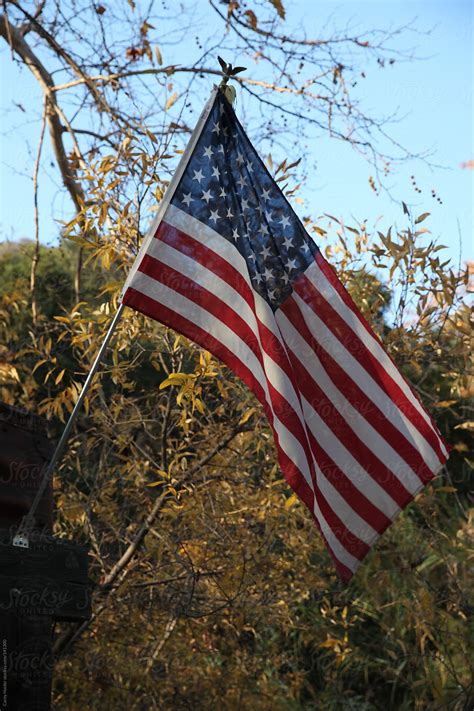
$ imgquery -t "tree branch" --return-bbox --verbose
[0,11,85,301]
[9,0,116,119]
[0,13,84,211]
[53,424,253,658]
[30,97,46,325]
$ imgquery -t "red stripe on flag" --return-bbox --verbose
[315,252,449,458]
[123,284,358,580]
[138,253,316,471]
[283,341,414,509]
[295,272,445,463]
[280,293,436,485]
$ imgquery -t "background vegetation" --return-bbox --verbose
[0,1,472,708]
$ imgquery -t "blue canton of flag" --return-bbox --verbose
[171,94,318,310]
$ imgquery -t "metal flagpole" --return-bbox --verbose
[119,84,221,300]
[13,73,230,548]
[13,304,125,547]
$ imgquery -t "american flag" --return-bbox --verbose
[121,87,449,581]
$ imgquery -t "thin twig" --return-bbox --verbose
[30,97,47,324]
[53,424,253,658]
[144,614,177,674]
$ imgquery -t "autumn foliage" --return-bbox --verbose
[0,0,473,708]
[1,196,472,708]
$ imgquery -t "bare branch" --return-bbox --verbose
[30,97,46,324]
[0,12,86,300]
[53,424,253,658]
[0,14,84,210]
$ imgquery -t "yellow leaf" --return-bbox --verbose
[319,637,340,650]
[99,203,108,228]
[0,364,19,383]
[159,372,189,389]
[169,372,191,381]
[165,92,178,111]
[284,493,298,510]
[31,359,48,374]
[155,46,163,65]
[147,478,168,488]
[239,407,256,425]
[216,379,229,399]
[55,369,66,385]
[193,398,205,414]
[454,421,474,431]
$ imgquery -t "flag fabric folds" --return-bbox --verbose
[121,87,449,581]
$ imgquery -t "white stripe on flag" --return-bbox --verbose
[130,269,315,492]
[292,289,443,473]
[146,236,309,439]
[312,494,359,574]
[306,261,448,458]
[300,396,400,520]
[275,308,425,494]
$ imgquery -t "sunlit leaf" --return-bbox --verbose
[415,212,430,224]
[165,92,178,111]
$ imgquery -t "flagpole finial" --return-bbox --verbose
[217,56,247,88]
[217,56,246,107]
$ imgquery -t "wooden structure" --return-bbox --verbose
[0,403,91,710]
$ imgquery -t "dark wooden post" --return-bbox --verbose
[0,403,91,710]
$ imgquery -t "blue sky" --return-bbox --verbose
[0,0,472,267]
